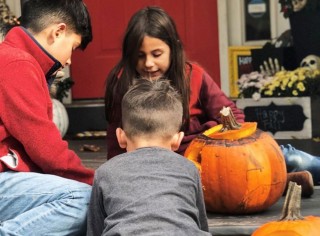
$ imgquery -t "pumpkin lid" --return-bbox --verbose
[203,107,257,140]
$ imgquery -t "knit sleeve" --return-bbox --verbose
[199,70,245,124]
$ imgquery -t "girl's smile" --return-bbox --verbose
[136,35,171,80]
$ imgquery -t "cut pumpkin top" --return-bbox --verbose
[203,122,257,140]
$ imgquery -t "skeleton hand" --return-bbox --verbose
[259,57,284,76]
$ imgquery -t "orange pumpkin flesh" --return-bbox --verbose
[252,182,320,236]
[206,122,257,140]
[184,107,287,214]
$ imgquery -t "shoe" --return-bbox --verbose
[283,171,314,198]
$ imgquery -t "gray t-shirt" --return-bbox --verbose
[87,147,210,236]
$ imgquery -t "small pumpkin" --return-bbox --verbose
[184,107,287,214]
[252,181,320,235]
[52,98,69,137]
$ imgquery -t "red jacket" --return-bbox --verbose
[106,63,245,159]
[0,27,94,185]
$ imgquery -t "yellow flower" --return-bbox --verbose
[313,70,320,77]
[275,71,286,77]
[297,82,305,92]
[291,75,299,81]
[264,90,273,96]
[282,78,289,85]
[244,68,320,98]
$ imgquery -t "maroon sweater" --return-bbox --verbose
[0,27,94,185]
[106,63,245,159]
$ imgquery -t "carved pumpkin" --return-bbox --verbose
[184,107,287,214]
[252,181,320,235]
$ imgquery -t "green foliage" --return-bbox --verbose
[55,77,74,102]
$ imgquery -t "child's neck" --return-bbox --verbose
[126,137,172,152]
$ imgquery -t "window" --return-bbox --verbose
[244,0,271,42]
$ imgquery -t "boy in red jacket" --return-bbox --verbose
[0,0,94,235]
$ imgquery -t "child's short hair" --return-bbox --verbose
[121,78,183,140]
[20,0,92,50]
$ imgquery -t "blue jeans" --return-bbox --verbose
[281,144,320,185]
[0,171,91,236]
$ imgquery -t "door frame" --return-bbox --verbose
[218,0,290,96]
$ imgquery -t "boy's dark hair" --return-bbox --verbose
[121,78,183,140]
[20,0,92,50]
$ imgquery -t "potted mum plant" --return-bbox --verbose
[238,67,320,100]
[236,67,320,139]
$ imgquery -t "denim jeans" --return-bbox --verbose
[281,144,320,185]
[0,171,91,236]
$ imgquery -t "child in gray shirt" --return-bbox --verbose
[87,78,210,236]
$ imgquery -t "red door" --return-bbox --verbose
[71,0,220,99]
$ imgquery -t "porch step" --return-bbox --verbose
[64,99,107,135]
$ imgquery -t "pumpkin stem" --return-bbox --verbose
[220,106,241,132]
[279,181,304,221]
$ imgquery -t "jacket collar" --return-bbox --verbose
[4,26,62,83]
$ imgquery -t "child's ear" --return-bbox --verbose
[52,23,67,40]
[116,128,127,149]
[171,131,184,151]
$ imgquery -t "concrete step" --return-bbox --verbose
[64,99,107,135]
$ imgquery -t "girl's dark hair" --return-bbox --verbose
[105,6,190,129]
[19,0,92,50]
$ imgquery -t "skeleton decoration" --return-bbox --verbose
[292,0,308,12]
[300,54,320,71]
[0,0,20,41]
[50,71,66,98]
[0,0,20,25]
[260,58,284,76]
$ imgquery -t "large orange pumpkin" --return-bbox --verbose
[184,107,287,214]
[252,181,320,235]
